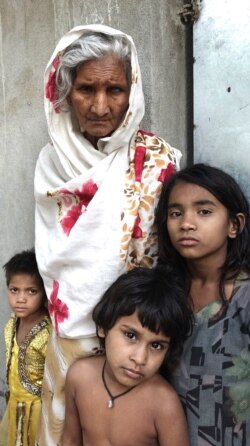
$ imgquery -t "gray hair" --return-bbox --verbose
[55,32,131,110]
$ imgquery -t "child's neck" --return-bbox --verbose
[187,258,233,312]
[16,309,47,345]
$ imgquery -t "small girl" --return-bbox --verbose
[0,249,51,446]
[156,163,250,445]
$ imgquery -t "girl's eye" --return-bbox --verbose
[151,342,164,351]
[168,210,181,218]
[9,287,17,293]
[124,331,136,340]
[198,209,211,215]
[29,289,38,295]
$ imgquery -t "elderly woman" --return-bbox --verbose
[34,24,181,445]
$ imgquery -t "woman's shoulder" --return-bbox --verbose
[135,129,182,164]
[131,129,182,183]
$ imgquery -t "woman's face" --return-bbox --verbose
[68,54,130,148]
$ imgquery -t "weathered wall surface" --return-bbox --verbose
[0,0,187,416]
[194,0,250,199]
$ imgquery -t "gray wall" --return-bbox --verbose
[194,0,250,200]
[0,0,188,416]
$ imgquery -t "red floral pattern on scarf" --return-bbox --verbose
[132,215,143,238]
[60,180,98,236]
[48,280,69,335]
[134,146,146,182]
[45,55,61,113]
[158,163,176,183]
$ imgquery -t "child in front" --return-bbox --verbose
[0,249,51,446]
[61,267,193,446]
[156,163,250,445]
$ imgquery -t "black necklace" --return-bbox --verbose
[101,360,135,408]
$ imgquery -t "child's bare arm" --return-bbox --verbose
[156,387,190,446]
[61,363,83,446]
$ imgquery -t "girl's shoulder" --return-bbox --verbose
[234,270,250,288]
[70,353,103,374]
[4,314,17,332]
[232,271,250,308]
[24,315,51,352]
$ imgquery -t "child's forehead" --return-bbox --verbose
[8,273,40,286]
[114,312,168,338]
[169,182,219,204]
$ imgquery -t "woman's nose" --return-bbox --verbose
[91,92,109,115]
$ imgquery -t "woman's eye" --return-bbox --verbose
[109,86,123,94]
[78,85,92,93]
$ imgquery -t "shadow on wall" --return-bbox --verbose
[0,378,7,420]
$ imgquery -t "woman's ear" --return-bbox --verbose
[97,326,105,338]
[228,213,245,239]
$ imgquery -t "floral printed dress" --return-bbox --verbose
[171,274,250,446]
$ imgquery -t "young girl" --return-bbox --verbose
[62,267,193,446]
[0,249,51,446]
[156,163,250,446]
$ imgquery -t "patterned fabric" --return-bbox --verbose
[34,24,181,445]
[171,275,250,446]
[0,315,51,446]
[35,24,181,340]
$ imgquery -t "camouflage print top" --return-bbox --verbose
[171,273,250,446]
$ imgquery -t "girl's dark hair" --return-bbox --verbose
[156,163,250,302]
[93,266,193,377]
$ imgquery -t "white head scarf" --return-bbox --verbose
[44,24,145,178]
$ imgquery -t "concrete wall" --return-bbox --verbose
[194,0,250,200]
[0,0,188,416]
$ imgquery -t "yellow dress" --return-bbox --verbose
[0,315,51,446]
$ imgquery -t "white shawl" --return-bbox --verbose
[35,24,181,339]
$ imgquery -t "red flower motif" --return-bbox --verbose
[61,204,84,236]
[158,163,176,183]
[134,146,146,182]
[48,280,69,335]
[45,55,61,113]
[60,180,98,235]
[132,215,143,238]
